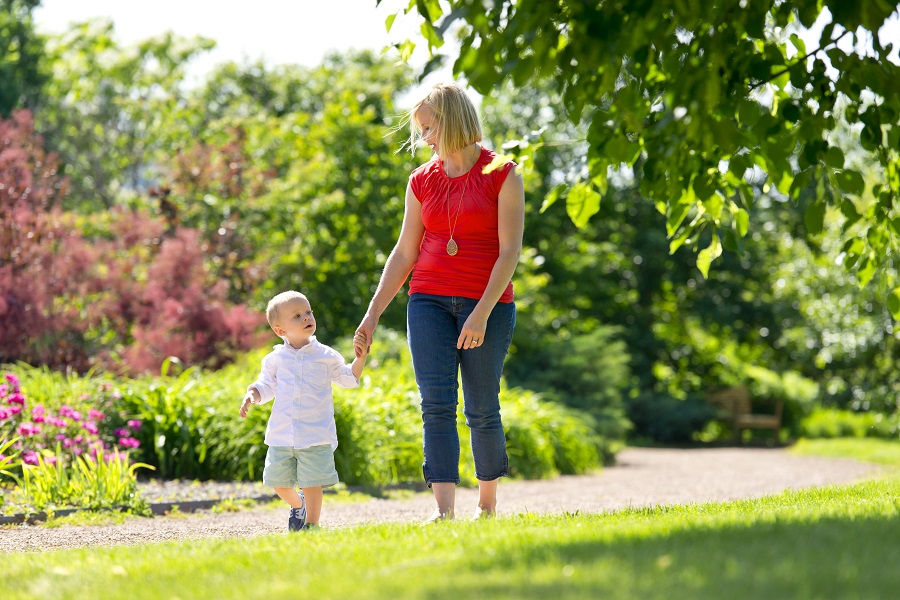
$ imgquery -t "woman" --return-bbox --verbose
[356,82,525,521]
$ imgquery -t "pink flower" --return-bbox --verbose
[89,409,105,420]
[127,419,142,430]
[6,392,25,405]
[118,437,140,449]
[4,373,20,390]
[83,421,99,435]
[48,417,68,428]
[0,408,8,420]
[22,451,39,465]
[17,422,41,436]
[0,384,7,398]
[7,405,21,416]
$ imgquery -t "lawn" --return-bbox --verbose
[3,439,899,600]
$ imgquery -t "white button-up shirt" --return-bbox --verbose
[248,337,359,449]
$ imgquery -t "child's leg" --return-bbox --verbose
[301,486,323,525]
[272,487,304,509]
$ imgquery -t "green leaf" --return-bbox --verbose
[804,201,826,234]
[824,146,845,169]
[385,13,398,33]
[840,199,861,228]
[565,182,602,228]
[667,186,696,237]
[696,233,723,279]
[888,288,900,320]
[735,208,750,237]
[836,170,865,196]
[540,183,568,213]
[857,254,876,288]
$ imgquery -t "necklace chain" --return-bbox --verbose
[445,169,472,256]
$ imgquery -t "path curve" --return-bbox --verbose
[0,447,880,553]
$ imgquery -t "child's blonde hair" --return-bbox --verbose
[266,290,307,329]
[409,82,483,157]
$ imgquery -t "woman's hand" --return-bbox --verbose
[355,313,379,355]
[458,311,489,350]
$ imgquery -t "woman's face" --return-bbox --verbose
[415,106,441,155]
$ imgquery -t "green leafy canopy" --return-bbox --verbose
[383,0,900,318]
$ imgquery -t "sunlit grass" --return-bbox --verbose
[790,437,900,466]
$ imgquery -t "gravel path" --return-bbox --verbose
[0,447,880,553]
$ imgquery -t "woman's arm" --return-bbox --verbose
[458,168,525,349]
[356,182,425,346]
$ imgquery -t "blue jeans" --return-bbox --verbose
[407,293,515,486]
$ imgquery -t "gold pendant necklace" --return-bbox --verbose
[445,168,472,256]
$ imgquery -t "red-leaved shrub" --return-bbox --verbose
[0,110,266,374]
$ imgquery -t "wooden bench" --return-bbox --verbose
[707,386,783,443]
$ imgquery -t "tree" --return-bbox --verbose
[384,0,900,316]
[35,20,214,210]
[0,0,48,116]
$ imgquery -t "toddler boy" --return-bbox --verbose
[240,290,367,531]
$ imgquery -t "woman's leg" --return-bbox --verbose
[408,294,463,518]
[459,300,515,515]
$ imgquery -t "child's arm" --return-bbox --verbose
[239,387,261,419]
[351,331,369,380]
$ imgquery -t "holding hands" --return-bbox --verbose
[354,330,369,358]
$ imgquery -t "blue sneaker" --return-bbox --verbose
[288,491,306,532]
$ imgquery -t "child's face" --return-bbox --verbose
[273,297,316,348]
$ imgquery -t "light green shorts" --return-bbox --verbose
[263,444,339,489]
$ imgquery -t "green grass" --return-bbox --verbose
[790,437,900,466]
[3,438,900,599]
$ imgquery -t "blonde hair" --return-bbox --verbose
[409,82,483,157]
[266,290,308,329]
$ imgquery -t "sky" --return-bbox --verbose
[33,0,441,100]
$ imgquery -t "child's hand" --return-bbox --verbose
[239,392,255,419]
[354,332,368,358]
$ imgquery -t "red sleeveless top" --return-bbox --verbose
[408,146,515,302]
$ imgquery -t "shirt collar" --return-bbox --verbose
[275,336,319,354]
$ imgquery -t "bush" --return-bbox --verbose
[0,370,142,470]
[799,408,900,439]
[507,325,632,428]
[0,110,267,375]
[625,392,716,443]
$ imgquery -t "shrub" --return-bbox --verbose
[799,408,900,439]
[625,392,716,443]
[0,371,142,469]
[0,110,267,374]
[506,325,632,431]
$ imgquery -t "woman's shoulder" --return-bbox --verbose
[411,156,441,179]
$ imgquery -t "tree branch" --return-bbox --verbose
[749,30,852,91]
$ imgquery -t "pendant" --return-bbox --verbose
[446,238,458,256]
